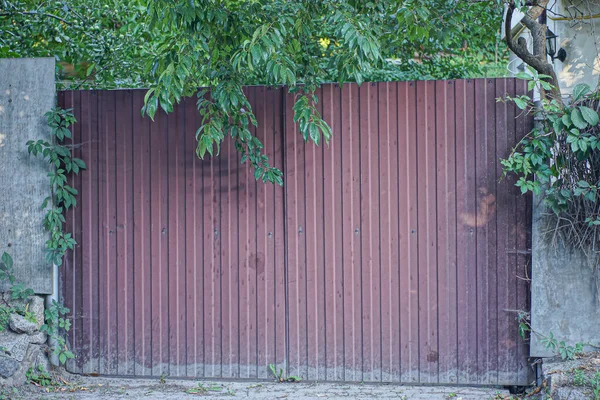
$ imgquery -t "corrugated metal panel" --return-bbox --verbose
[60,79,532,385]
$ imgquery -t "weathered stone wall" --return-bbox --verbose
[543,352,600,400]
[0,58,55,384]
[0,294,49,385]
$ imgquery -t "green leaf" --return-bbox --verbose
[513,97,528,110]
[539,80,553,91]
[254,168,263,181]
[572,83,591,102]
[579,106,599,126]
[86,63,95,77]
[1,252,13,271]
[571,140,579,152]
[72,158,86,171]
[515,72,531,80]
[197,139,208,159]
[571,108,588,130]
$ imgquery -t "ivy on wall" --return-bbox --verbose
[27,108,85,266]
[25,107,85,365]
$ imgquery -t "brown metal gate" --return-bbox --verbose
[60,79,532,385]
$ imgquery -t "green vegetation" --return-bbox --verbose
[516,307,586,361]
[0,252,38,331]
[1,0,150,89]
[27,108,86,267]
[502,67,600,263]
[269,363,302,383]
[26,107,83,365]
[25,365,53,387]
[2,0,508,182]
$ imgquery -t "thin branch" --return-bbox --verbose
[0,10,70,24]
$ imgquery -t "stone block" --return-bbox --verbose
[9,313,37,334]
[24,344,50,373]
[27,331,47,345]
[0,354,20,378]
[0,331,29,361]
[28,296,45,328]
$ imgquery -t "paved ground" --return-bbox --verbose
[5,375,514,400]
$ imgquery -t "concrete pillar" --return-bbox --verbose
[530,200,600,356]
[0,58,55,294]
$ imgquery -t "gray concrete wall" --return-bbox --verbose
[530,197,600,357]
[0,58,55,294]
[527,0,600,359]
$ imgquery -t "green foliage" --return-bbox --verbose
[516,309,585,361]
[24,311,37,324]
[268,363,302,383]
[9,282,34,301]
[41,300,74,365]
[0,306,11,333]
[144,0,508,184]
[3,0,508,183]
[0,0,151,89]
[26,365,53,387]
[541,331,585,360]
[0,252,35,303]
[0,252,41,332]
[574,369,586,386]
[185,382,225,394]
[394,0,506,69]
[27,108,85,266]
[26,107,82,366]
[502,67,600,250]
[144,1,392,183]
[570,370,600,399]
[517,310,531,340]
[2,0,506,90]
[0,252,14,285]
[0,386,20,400]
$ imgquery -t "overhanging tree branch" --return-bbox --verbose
[504,0,562,102]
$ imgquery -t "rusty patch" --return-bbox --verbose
[459,187,497,227]
[427,351,439,362]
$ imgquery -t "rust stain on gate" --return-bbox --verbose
[59,79,532,385]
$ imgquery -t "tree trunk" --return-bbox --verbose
[504,0,563,104]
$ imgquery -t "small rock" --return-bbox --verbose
[27,331,47,345]
[552,387,591,400]
[27,296,45,329]
[0,331,30,361]
[1,292,26,309]
[9,313,37,334]
[25,344,50,373]
[0,354,20,378]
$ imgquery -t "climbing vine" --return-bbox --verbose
[27,108,85,266]
[26,107,85,365]
[502,67,600,261]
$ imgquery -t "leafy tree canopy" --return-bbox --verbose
[1,0,508,183]
[1,0,150,88]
